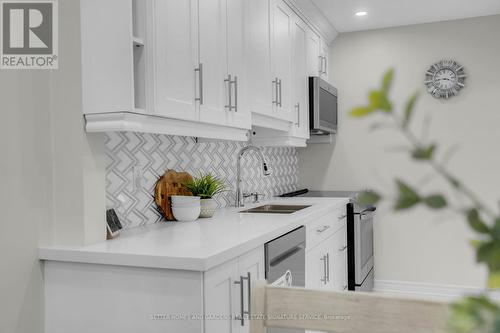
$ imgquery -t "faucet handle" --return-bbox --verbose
[242,193,253,199]
[252,192,265,203]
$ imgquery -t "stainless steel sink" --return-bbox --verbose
[239,204,311,214]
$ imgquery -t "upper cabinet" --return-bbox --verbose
[84,0,250,142]
[154,0,198,121]
[290,17,310,140]
[154,0,251,129]
[270,0,294,122]
[319,38,330,79]
[82,0,333,144]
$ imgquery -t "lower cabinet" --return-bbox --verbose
[305,216,347,333]
[44,246,264,333]
[204,246,265,333]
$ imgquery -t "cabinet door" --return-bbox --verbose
[306,30,321,77]
[237,247,265,333]
[305,238,334,333]
[331,225,348,291]
[246,0,273,117]
[319,38,329,79]
[198,0,228,125]
[205,259,240,333]
[154,0,198,121]
[226,0,251,129]
[290,17,309,139]
[270,0,293,121]
[305,238,332,290]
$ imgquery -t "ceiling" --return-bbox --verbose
[311,0,500,33]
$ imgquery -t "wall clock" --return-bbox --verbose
[425,59,466,99]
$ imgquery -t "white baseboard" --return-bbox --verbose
[374,280,486,301]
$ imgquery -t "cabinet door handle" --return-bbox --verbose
[326,252,330,282]
[232,76,238,112]
[278,78,282,107]
[318,55,323,74]
[324,56,327,75]
[272,78,279,105]
[234,273,251,326]
[224,74,232,110]
[195,63,204,104]
[316,225,330,234]
[320,255,327,284]
[339,245,348,252]
[338,214,347,220]
[294,103,300,126]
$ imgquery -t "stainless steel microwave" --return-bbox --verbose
[308,76,338,134]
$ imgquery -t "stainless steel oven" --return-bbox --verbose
[347,203,375,291]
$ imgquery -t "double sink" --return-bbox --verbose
[239,204,311,214]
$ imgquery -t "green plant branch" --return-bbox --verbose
[390,111,497,219]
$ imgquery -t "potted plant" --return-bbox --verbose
[185,173,226,218]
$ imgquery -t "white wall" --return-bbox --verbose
[0,42,51,333]
[299,15,500,288]
[0,0,107,332]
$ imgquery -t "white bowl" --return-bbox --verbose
[171,202,200,208]
[172,204,201,222]
[171,195,200,204]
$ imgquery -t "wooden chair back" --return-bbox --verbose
[250,284,450,333]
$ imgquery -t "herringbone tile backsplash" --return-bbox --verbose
[105,132,299,229]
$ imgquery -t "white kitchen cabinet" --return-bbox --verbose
[84,0,250,141]
[197,0,227,125]
[154,0,199,121]
[290,16,310,140]
[270,0,294,122]
[319,38,330,79]
[45,246,264,333]
[331,225,348,291]
[305,235,335,290]
[246,0,274,118]
[80,0,135,115]
[204,246,265,333]
[226,0,251,128]
[198,0,250,129]
[249,12,309,147]
[306,29,321,77]
[204,258,240,333]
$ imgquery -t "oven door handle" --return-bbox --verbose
[269,244,305,268]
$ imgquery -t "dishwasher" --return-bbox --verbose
[265,226,306,333]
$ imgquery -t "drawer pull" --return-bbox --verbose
[316,225,331,234]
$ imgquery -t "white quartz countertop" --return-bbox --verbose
[39,197,348,271]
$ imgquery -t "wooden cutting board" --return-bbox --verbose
[154,169,193,221]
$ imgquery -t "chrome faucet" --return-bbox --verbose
[235,146,271,207]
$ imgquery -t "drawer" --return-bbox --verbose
[306,207,346,250]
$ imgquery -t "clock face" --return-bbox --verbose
[425,60,466,99]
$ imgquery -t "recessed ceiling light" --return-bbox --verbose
[355,11,368,17]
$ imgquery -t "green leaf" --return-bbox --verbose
[475,239,500,271]
[402,92,419,128]
[488,270,500,289]
[357,191,381,206]
[467,209,490,234]
[423,194,447,209]
[411,144,436,160]
[381,69,394,94]
[492,218,500,240]
[394,180,420,210]
[350,106,375,117]
[369,90,392,112]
